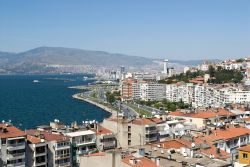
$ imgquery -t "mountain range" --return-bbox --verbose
[0,46,220,74]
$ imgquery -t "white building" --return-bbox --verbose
[26,136,47,167]
[140,83,166,101]
[65,130,96,167]
[0,124,26,167]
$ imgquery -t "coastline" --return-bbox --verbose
[72,93,117,117]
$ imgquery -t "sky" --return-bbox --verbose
[0,0,250,60]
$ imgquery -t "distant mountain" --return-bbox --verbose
[0,46,222,74]
[0,47,156,73]
[2,46,153,66]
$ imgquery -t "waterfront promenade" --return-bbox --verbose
[72,93,117,117]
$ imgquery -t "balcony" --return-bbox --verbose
[77,148,97,155]
[7,162,25,167]
[103,141,116,148]
[145,136,158,143]
[7,142,25,151]
[35,151,47,157]
[55,143,70,150]
[7,152,25,160]
[35,161,46,167]
[55,154,70,160]
[55,162,71,167]
[145,129,158,134]
[74,139,96,146]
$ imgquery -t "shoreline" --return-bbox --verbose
[72,93,117,117]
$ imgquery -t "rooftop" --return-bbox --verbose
[198,126,250,142]
[152,139,190,149]
[122,156,157,167]
[96,126,113,135]
[0,124,26,139]
[27,135,43,144]
[26,129,69,142]
[65,130,95,137]
[238,145,250,152]
[169,108,234,119]
[132,118,163,125]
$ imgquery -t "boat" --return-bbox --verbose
[33,80,40,83]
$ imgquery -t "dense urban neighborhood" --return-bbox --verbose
[2,57,250,167]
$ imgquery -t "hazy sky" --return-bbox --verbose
[0,0,250,60]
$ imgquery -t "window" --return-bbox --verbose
[128,140,131,146]
[2,139,6,145]
[243,153,248,159]
[128,133,131,139]
[241,137,247,143]
[128,126,131,132]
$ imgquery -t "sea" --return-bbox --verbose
[0,74,111,129]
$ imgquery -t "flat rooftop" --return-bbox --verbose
[65,130,95,137]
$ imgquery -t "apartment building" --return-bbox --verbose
[197,126,250,157]
[45,133,71,167]
[0,123,26,167]
[169,108,235,128]
[225,88,250,104]
[237,145,250,166]
[26,135,47,167]
[165,82,250,108]
[166,82,194,104]
[95,125,117,151]
[102,117,163,148]
[222,60,243,70]
[120,78,135,101]
[65,130,96,167]
[140,83,166,101]
[26,130,71,167]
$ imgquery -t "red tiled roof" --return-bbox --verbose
[194,137,230,159]
[26,129,69,142]
[198,127,250,142]
[132,118,163,125]
[122,156,157,167]
[95,126,113,135]
[0,124,26,139]
[153,139,190,149]
[239,145,250,152]
[27,135,43,144]
[169,108,234,119]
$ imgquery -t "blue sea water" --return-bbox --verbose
[0,74,111,129]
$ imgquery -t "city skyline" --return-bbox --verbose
[0,0,250,60]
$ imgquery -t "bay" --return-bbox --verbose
[0,74,111,129]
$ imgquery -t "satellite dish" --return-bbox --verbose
[191,143,195,148]
[2,120,5,124]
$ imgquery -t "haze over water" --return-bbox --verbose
[0,74,111,129]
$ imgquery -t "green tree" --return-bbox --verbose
[106,92,116,104]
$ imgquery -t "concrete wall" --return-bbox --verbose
[80,152,128,167]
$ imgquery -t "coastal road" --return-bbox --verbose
[129,103,164,115]
[121,104,138,118]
